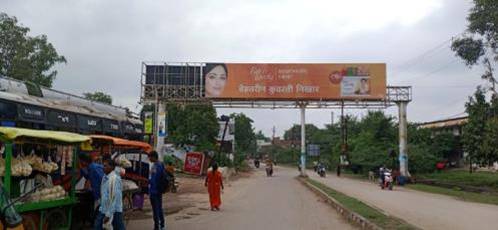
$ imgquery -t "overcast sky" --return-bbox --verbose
[3,0,488,136]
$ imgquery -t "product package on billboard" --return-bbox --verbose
[203,63,386,100]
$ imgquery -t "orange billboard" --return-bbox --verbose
[204,63,386,100]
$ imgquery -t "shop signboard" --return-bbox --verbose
[203,63,386,100]
[158,111,167,137]
[144,112,153,134]
[47,110,77,128]
[18,104,45,123]
[307,144,320,156]
[103,119,121,134]
[77,115,102,132]
[183,152,204,175]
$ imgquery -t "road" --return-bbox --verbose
[308,170,498,230]
[129,166,355,230]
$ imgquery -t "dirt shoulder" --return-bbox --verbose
[127,169,253,222]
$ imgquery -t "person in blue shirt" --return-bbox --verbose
[149,151,165,230]
[94,158,125,230]
[80,154,105,200]
[80,153,105,222]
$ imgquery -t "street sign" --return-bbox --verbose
[307,144,320,156]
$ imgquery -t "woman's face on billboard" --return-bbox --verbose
[205,65,227,97]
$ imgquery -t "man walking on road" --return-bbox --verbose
[149,151,166,230]
[94,158,125,230]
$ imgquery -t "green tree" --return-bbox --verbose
[481,96,498,165]
[430,132,460,159]
[0,13,66,87]
[482,117,498,165]
[83,91,113,104]
[463,87,488,172]
[230,113,257,154]
[166,103,219,151]
[451,0,498,92]
[283,124,320,141]
[255,130,270,142]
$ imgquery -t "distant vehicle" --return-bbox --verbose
[317,165,326,177]
[380,171,393,190]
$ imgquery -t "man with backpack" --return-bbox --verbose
[148,151,166,230]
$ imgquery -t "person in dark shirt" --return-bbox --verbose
[149,151,165,230]
[80,154,105,217]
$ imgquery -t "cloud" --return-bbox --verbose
[2,0,478,136]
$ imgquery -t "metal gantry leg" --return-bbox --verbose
[300,102,307,177]
[398,102,411,178]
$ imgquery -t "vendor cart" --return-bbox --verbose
[74,135,152,225]
[88,135,152,191]
[0,127,90,230]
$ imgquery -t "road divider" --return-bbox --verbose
[297,177,418,230]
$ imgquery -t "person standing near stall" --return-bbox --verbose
[80,153,105,217]
[94,158,125,230]
[148,151,166,230]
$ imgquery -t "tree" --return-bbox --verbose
[462,87,488,172]
[83,91,113,104]
[283,124,320,141]
[451,0,498,93]
[166,103,219,151]
[0,13,66,87]
[255,130,270,142]
[230,113,257,154]
[482,117,498,165]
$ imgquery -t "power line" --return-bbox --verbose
[396,59,459,84]
[391,32,464,76]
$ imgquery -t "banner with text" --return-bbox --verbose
[203,63,386,100]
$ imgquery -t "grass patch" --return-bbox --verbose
[407,183,498,206]
[418,170,498,190]
[306,178,417,230]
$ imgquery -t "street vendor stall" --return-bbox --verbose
[73,135,152,225]
[0,127,90,230]
[87,135,151,191]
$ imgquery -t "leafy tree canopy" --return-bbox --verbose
[83,91,113,104]
[0,13,66,87]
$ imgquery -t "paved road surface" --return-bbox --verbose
[308,170,498,230]
[129,166,355,230]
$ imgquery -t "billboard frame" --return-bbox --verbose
[140,61,413,178]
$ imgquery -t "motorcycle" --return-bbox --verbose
[317,166,326,177]
[380,171,393,190]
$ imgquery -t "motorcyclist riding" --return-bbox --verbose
[379,165,386,185]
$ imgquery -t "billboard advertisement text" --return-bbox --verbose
[204,63,386,100]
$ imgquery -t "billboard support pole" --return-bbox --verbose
[300,102,307,177]
[397,102,411,178]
